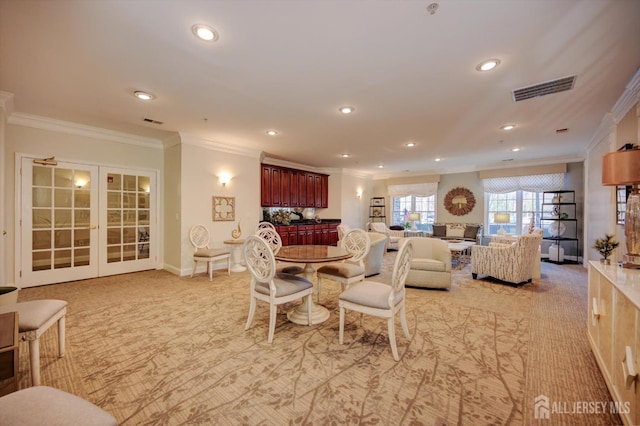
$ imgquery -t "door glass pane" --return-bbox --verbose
[55,189,72,207]
[107,228,121,245]
[123,194,136,208]
[33,210,51,228]
[108,210,121,226]
[54,168,73,188]
[54,250,72,268]
[75,170,91,189]
[123,210,136,225]
[74,248,90,266]
[75,209,90,227]
[107,246,121,263]
[54,209,71,228]
[138,176,150,192]
[123,245,136,261]
[107,192,121,208]
[123,175,137,191]
[75,190,90,208]
[123,227,137,244]
[33,230,51,250]
[33,166,51,186]
[33,188,51,207]
[55,230,72,249]
[74,229,90,247]
[107,174,121,190]
[33,251,51,271]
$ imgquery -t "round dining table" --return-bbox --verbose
[275,245,351,325]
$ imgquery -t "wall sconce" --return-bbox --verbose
[356,189,363,199]
[218,173,232,187]
[75,179,86,189]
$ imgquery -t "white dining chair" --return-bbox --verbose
[255,228,304,275]
[316,228,370,303]
[255,221,276,233]
[339,239,413,361]
[189,224,231,281]
[243,235,314,343]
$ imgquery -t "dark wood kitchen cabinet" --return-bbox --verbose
[261,164,329,208]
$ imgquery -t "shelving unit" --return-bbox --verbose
[369,197,386,222]
[540,190,579,264]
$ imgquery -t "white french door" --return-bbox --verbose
[19,157,157,287]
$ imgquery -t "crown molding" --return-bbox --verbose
[611,67,640,123]
[180,133,261,158]
[8,112,164,149]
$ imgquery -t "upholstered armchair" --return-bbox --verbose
[490,228,543,279]
[401,237,451,289]
[471,233,543,286]
[369,222,403,251]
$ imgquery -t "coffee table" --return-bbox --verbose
[447,240,476,269]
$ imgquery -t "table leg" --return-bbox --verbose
[228,244,246,273]
[287,263,330,325]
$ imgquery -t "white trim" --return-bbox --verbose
[0,91,14,115]
[180,133,261,158]
[586,113,616,154]
[611,67,640,123]
[8,113,164,149]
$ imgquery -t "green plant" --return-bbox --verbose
[403,221,411,229]
[272,209,291,225]
[593,234,619,260]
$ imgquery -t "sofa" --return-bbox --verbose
[363,232,387,277]
[431,223,482,243]
[400,237,452,289]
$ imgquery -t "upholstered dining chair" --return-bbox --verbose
[189,224,231,281]
[243,236,314,343]
[255,221,276,233]
[316,228,370,303]
[255,228,304,275]
[338,239,413,361]
[336,223,351,244]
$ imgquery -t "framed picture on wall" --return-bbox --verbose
[616,185,631,225]
[212,196,235,221]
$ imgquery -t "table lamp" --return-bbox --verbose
[409,212,420,231]
[494,213,510,235]
[602,146,640,268]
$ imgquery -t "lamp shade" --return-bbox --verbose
[494,213,510,224]
[602,149,640,185]
[409,213,420,221]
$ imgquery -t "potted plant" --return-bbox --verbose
[593,234,619,264]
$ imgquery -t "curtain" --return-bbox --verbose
[387,182,438,197]
[483,173,565,193]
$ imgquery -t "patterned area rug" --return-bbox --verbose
[4,252,619,425]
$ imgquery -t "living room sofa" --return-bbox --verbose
[400,237,451,289]
[431,223,482,243]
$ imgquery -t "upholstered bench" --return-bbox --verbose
[0,299,67,386]
[0,386,117,425]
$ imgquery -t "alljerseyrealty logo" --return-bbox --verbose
[534,395,630,420]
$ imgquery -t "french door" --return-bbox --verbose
[19,157,157,287]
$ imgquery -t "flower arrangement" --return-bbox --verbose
[272,209,291,225]
[593,234,619,262]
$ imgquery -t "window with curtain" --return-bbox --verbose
[387,182,438,231]
[483,173,564,235]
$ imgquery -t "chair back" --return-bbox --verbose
[243,236,276,284]
[255,228,283,255]
[340,229,370,265]
[337,224,351,240]
[189,225,210,250]
[391,240,413,296]
[255,222,276,233]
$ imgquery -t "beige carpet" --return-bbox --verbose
[3,253,620,425]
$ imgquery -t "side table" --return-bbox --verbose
[223,239,246,272]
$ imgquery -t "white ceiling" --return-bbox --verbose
[1,0,639,177]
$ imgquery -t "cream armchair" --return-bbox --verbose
[369,222,403,251]
[401,237,451,289]
[490,228,543,279]
[471,233,543,286]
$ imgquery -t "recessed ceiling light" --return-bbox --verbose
[134,91,155,101]
[500,124,516,131]
[192,24,219,42]
[435,158,441,162]
[377,164,384,168]
[512,148,520,152]
[266,130,278,136]
[405,142,416,147]
[341,153,350,158]
[339,106,355,114]
[476,59,500,72]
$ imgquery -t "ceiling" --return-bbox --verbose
[1,0,639,177]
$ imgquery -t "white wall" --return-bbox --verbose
[179,141,261,275]
[339,170,373,229]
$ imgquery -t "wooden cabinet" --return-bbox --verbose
[588,262,640,425]
[275,223,340,246]
[328,223,339,246]
[275,225,298,246]
[261,164,329,208]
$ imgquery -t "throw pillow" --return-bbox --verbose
[446,224,465,238]
[464,225,479,239]
[432,225,446,237]
[390,225,404,231]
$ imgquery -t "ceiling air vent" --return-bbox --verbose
[512,75,576,102]
[143,118,164,125]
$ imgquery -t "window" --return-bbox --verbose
[391,195,436,231]
[486,191,542,235]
